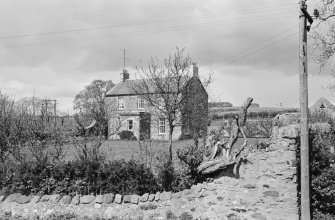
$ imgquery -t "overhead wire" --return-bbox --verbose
[222,25,297,64]
[0,3,297,28]
[0,1,192,26]
[1,12,297,48]
[221,32,299,69]
[0,10,297,39]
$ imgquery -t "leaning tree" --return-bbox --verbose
[198,97,253,174]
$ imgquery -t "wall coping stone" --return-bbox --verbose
[80,195,95,204]
[103,193,115,204]
[16,195,32,204]
[71,195,80,205]
[160,191,172,201]
[148,194,155,202]
[114,194,122,204]
[95,195,103,204]
[60,195,72,205]
[4,193,22,203]
[154,192,161,201]
[140,193,149,202]
[131,195,139,204]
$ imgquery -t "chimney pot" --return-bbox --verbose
[122,69,129,82]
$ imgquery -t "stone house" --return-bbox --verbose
[106,65,208,141]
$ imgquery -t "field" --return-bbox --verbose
[62,138,263,162]
[62,139,194,162]
[210,106,298,114]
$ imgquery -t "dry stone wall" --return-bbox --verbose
[0,124,319,220]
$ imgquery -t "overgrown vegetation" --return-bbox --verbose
[0,158,160,196]
[118,130,136,140]
[176,140,209,189]
[297,110,335,219]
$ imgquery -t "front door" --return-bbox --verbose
[139,112,151,140]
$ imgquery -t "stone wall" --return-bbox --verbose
[0,124,308,220]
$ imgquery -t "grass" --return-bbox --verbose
[210,106,298,114]
[63,137,263,162]
[62,139,194,162]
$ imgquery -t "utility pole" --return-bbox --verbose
[299,1,313,219]
[44,99,49,124]
[53,100,57,131]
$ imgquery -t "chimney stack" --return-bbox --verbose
[121,69,129,82]
[193,63,199,77]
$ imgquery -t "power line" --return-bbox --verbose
[222,25,297,64]
[0,3,297,28]
[0,1,192,26]
[221,32,298,69]
[0,13,296,48]
[0,10,297,39]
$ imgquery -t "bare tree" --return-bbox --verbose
[0,94,67,167]
[311,1,335,82]
[0,92,15,165]
[130,48,193,161]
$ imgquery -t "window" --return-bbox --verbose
[118,97,125,110]
[138,98,145,110]
[159,118,166,134]
[158,98,164,110]
[128,120,133,130]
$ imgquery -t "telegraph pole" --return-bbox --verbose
[53,100,57,131]
[299,1,313,219]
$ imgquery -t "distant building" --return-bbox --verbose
[209,102,233,108]
[310,97,335,118]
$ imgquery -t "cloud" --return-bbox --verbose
[0,0,332,112]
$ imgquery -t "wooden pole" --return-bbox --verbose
[299,1,311,219]
[54,100,57,131]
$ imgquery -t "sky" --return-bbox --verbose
[0,0,334,114]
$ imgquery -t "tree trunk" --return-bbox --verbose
[169,127,173,162]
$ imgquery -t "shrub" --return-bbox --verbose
[0,158,159,196]
[118,130,136,140]
[211,113,223,120]
[296,111,335,218]
[156,152,175,191]
[310,132,335,217]
[176,143,209,188]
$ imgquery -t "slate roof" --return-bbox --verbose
[106,79,139,97]
[106,76,199,97]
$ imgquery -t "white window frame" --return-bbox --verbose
[118,97,125,110]
[127,119,133,131]
[158,118,166,134]
[138,97,145,110]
